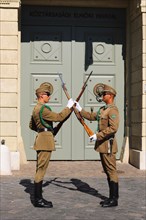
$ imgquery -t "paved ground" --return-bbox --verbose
[0,161,146,220]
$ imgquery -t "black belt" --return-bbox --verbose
[37,128,53,133]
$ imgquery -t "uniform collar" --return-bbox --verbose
[104,104,115,109]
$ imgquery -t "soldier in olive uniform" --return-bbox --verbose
[29,82,74,208]
[75,83,119,207]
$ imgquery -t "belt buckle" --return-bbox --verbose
[44,128,48,131]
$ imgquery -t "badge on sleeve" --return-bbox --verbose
[111,114,116,119]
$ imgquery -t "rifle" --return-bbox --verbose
[76,71,93,102]
[59,72,94,137]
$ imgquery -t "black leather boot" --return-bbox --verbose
[34,181,53,208]
[100,178,111,205]
[101,181,119,208]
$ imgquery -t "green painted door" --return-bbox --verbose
[21,26,72,160]
[21,7,125,160]
[72,27,124,159]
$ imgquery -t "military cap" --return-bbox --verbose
[35,82,53,96]
[35,87,46,96]
[40,82,53,95]
[93,83,116,96]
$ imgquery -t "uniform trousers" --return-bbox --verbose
[35,151,52,183]
[100,153,118,183]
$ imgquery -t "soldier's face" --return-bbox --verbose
[102,92,115,104]
[42,94,51,103]
[102,92,111,103]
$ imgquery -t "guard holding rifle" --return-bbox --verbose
[29,82,74,208]
[75,83,120,207]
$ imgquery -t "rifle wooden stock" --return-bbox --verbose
[82,121,94,136]
[73,108,94,137]
[59,72,94,137]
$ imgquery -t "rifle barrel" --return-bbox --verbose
[76,71,93,101]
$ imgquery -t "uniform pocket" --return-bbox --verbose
[100,116,108,129]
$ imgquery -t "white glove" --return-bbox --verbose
[74,101,82,112]
[89,134,97,142]
[67,98,74,109]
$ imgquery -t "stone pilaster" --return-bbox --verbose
[0,0,27,164]
[129,0,146,169]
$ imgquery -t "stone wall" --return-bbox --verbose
[0,1,19,151]
[0,0,27,164]
[129,0,146,169]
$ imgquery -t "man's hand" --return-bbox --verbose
[74,101,82,112]
[67,98,74,109]
[89,134,97,142]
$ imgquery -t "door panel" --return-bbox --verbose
[21,26,72,160]
[72,27,124,159]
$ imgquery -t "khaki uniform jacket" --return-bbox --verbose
[80,104,119,153]
[29,102,71,151]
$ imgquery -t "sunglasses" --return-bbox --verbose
[43,92,51,97]
[102,92,110,96]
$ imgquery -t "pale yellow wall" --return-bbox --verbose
[142,3,146,158]
[129,0,146,169]
[0,1,20,151]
